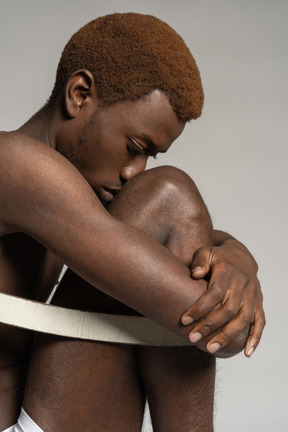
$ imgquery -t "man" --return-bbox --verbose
[0,13,265,432]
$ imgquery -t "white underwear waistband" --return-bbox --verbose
[0,292,190,346]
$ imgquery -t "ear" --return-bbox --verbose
[64,69,99,118]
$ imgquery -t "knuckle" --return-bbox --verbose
[223,303,238,320]
[233,270,250,288]
[227,264,250,284]
[201,319,215,334]
[196,293,219,314]
[214,261,229,274]
[259,314,266,328]
[225,262,235,272]
[189,305,207,320]
[241,309,254,323]
[209,286,224,303]
[217,328,231,343]
[193,300,208,315]
[241,272,250,285]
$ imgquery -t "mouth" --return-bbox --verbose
[101,187,121,205]
[103,187,121,197]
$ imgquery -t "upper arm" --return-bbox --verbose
[0,135,109,261]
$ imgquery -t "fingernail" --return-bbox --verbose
[247,346,255,357]
[181,316,194,325]
[192,266,202,273]
[189,332,202,343]
[208,342,221,353]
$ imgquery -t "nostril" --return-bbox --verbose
[120,175,127,186]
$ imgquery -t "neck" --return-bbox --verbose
[17,102,60,150]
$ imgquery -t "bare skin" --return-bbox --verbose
[23,166,218,432]
[0,234,64,429]
[0,77,265,429]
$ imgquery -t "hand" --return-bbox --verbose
[181,238,265,357]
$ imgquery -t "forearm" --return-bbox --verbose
[69,221,249,358]
[63,218,207,340]
[64,222,249,357]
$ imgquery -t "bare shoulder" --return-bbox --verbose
[0,131,106,239]
[0,130,80,179]
[0,130,70,174]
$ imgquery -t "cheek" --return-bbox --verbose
[80,161,120,187]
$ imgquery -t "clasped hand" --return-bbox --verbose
[181,238,265,357]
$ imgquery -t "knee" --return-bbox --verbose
[128,165,210,221]
[110,165,212,240]
[109,166,213,256]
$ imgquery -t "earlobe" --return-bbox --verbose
[65,70,97,118]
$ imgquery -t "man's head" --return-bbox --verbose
[49,12,204,121]
[57,89,185,207]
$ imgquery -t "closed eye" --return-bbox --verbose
[128,137,146,156]
[128,137,157,159]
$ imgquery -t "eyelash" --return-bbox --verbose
[128,139,157,159]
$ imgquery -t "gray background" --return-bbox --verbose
[0,0,287,430]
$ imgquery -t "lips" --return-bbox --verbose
[102,187,121,203]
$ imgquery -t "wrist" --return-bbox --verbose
[221,238,259,273]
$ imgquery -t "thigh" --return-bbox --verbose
[138,346,215,432]
[23,274,145,432]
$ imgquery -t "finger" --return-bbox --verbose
[181,284,225,325]
[202,282,255,353]
[182,265,237,325]
[244,304,266,357]
[204,304,254,354]
[202,281,256,353]
[191,247,212,279]
[188,287,244,342]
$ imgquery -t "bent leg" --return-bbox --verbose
[24,166,215,431]
[109,166,216,431]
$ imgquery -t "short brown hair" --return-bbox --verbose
[49,13,204,121]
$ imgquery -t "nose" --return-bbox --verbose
[120,156,148,183]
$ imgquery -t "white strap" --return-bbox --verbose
[46,264,68,304]
[0,292,190,346]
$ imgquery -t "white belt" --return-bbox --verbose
[0,292,190,346]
